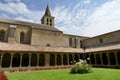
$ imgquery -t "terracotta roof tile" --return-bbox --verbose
[85,44,120,52]
[0,42,83,53]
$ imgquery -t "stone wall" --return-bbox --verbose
[0,23,9,42]
[31,28,87,48]
[83,30,120,48]
[15,25,31,44]
[0,22,87,48]
[31,29,66,47]
[0,22,31,44]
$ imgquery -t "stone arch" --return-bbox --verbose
[12,53,20,67]
[39,54,45,66]
[102,53,108,65]
[50,19,52,26]
[69,54,73,65]
[74,54,79,62]
[2,53,11,68]
[31,53,37,66]
[63,54,67,65]
[50,19,52,22]
[50,54,55,66]
[0,30,5,42]
[90,54,95,64]
[47,18,49,22]
[57,54,61,65]
[117,51,120,64]
[96,53,101,64]
[22,53,29,67]
[46,18,49,25]
[109,52,116,65]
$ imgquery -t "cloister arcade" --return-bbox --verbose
[85,50,120,66]
[0,52,83,68]
[0,50,120,69]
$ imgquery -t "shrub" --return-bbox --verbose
[70,59,92,74]
[0,71,8,80]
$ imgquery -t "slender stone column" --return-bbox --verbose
[100,53,103,65]
[70,54,74,65]
[55,54,57,66]
[114,51,118,65]
[94,53,97,65]
[20,53,23,67]
[0,53,3,68]
[89,54,91,64]
[10,53,14,68]
[45,53,50,66]
[106,52,110,65]
[61,54,63,65]
[29,53,31,67]
[67,54,69,65]
[37,53,39,67]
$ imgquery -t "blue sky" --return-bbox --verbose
[0,0,120,37]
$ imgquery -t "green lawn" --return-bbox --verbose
[6,68,120,80]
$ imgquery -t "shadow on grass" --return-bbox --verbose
[69,71,93,75]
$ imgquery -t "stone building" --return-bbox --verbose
[0,5,120,70]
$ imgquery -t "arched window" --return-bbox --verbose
[50,19,52,22]
[20,32,25,43]
[46,18,49,25]
[0,30,5,42]
[50,19,52,26]
[69,38,72,47]
[47,18,49,22]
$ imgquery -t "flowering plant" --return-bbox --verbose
[70,59,92,74]
[0,70,8,80]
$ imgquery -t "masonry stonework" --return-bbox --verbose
[0,5,120,70]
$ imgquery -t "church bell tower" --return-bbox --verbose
[41,5,54,27]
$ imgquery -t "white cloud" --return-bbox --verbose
[83,0,91,4]
[0,0,120,37]
[0,2,29,15]
[5,0,20,2]
[82,0,120,37]
[52,3,88,36]
[0,2,43,23]
[0,1,88,36]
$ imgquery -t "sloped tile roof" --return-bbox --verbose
[85,43,120,52]
[0,42,119,53]
[0,42,83,53]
